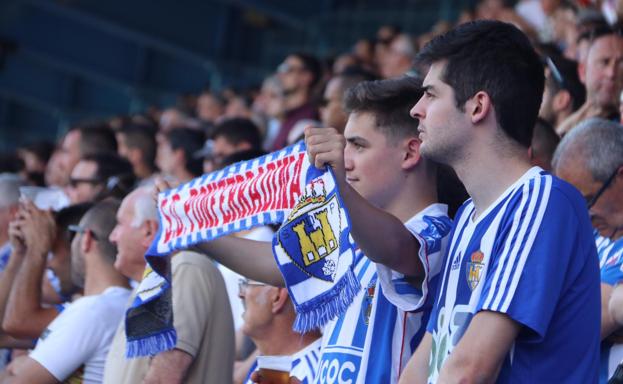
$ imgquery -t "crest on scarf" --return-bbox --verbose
[277,179,342,282]
[466,250,485,291]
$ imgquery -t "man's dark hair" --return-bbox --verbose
[544,55,586,111]
[80,199,120,263]
[343,76,423,142]
[70,123,118,156]
[212,118,262,151]
[82,153,136,200]
[56,202,94,244]
[165,128,205,177]
[531,117,560,167]
[118,123,158,171]
[291,52,323,89]
[417,20,545,148]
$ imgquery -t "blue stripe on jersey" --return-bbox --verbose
[364,283,398,383]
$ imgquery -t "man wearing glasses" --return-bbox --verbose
[554,117,623,383]
[238,278,321,384]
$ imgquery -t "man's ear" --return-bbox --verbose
[141,220,159,247]
[467,91,492,125]
[552,90,572,112]
[81,230,95,254]
[401,137,422,171]
[271,287,290,314]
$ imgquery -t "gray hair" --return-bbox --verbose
[131,187,158,227]
[552,118,623,181]
[0,174,22,208]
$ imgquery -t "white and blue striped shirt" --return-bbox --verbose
[315,204,452,383]
[427,167,600,383]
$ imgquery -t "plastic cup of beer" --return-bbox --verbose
[257,355,292,384]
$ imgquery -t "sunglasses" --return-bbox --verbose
[68,224,99,241]
[587,167,620,209]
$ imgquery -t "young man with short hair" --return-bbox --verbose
[403,20,600,383]
[192,76,452,383]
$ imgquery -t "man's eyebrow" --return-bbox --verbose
[421,85,436,93]
[346,136,369,144]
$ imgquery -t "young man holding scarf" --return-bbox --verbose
[189,76,452,383]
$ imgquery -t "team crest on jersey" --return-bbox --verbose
[361,279,377,325]
[277,179,342,282]
[466,251,485,291]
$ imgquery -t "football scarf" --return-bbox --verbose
[125,142,359,357]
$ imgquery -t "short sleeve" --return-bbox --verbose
[30,303,102,381]
[377,213,452,312]
[171,258,214,357]
[477,180,595,340]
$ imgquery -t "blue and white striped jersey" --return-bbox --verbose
[315,204,452,384]
[427,167,600,384]
[245,338,322,384]
[598,235,623,383]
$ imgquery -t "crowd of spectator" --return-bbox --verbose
[0,0,622,383]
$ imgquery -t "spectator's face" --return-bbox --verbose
[156,135,177,176]
[320,78,347,132]
[47,234,76,296]
[278,56,307,94]
[212,136,241,166]
[238,280,272,338]
[66,160,102,204]
[58,131,82,185]
[197,94,224,123]
[410,62,469,165]
[109,194,148,281]
[556,159,623,240]
[381,39,411,78]
[583,35,623,109]
[343,112,410,209]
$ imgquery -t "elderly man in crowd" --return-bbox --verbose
[239,279,321,384]
[104,187,234,384]
[553,117,623,383]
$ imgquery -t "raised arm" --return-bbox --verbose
[3,203,60,339]
[305,126,423,276]
[192,237,283,286]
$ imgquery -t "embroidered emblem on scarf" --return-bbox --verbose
[125,142,358,357]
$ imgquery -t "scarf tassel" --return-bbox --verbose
[126,328,177,358]
[293,268,361,333]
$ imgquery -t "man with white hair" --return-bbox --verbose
[553,117,623,383]
[104,187,234,384]
[0,174,21,271]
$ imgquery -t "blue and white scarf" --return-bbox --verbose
[126,142,359,357]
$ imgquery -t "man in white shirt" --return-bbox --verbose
[3,199,131,383]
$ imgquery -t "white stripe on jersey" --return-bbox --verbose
[499,176,551,312]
